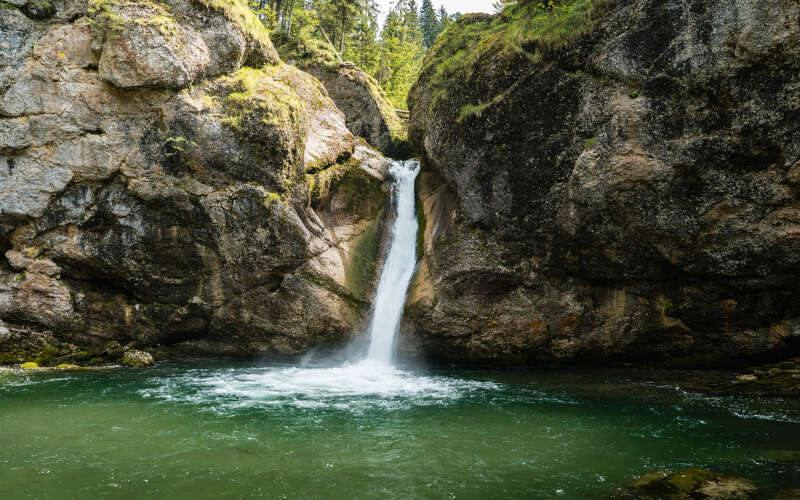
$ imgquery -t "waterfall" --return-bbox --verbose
[362,159,420,367]
[159,159,493,403]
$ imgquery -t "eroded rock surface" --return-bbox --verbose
[280,39,408,157]
[403,0,800,366]
[0,0,388,357]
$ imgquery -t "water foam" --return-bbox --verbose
[140,159,500,411]
[139,365,500,412]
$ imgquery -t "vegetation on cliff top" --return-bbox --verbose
[415,0,611,122]
[252,1,460,110]
[194,0,275,50]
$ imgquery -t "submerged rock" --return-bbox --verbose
[403,0,800,366]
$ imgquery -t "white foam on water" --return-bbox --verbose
[139,364,500,412]
[139,159,501,412]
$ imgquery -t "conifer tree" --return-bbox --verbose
[419,0,439,49]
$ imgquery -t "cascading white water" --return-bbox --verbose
[165,158,497,407]
[363,159,420,366]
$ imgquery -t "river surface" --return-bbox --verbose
[2,362,800,499]
[3,160,799,498]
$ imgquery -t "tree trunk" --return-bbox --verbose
[286,0,295,37]
[339,10,346,55]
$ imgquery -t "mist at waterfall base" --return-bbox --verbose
[179,158,474,405]
[4,159,800,499]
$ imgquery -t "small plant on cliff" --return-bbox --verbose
[418,0,611,122]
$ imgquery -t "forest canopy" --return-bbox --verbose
[249,0,460,109]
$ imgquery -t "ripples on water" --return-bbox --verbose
[138,363,504,412]
[2,363,800,499]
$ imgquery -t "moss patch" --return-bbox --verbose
[415,0,611,126]
[344,212,382,299]
[191,0,274,54]
[215,65,307,138]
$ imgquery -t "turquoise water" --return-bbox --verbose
[1,361,799,499]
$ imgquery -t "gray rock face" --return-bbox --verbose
[304,63,404,157]
[0,0,389,356]
[404,0,800,366]
[279,41,406,157]
[93,0,278,90]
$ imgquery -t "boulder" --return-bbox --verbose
[121,349,155,367]
[613,469,759,499]
[0,0,389,358]
[403,0,800,366]
[280,38,408,157]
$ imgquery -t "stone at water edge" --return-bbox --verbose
[612,468,759,499]
[121,350,155,367]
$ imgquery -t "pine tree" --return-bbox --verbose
[419,0,439,49]
[438,5,454,33]
[379,0,425,108]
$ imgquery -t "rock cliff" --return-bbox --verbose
[279,37,409,158]
[0,0,390,358]
[404,0,800,366]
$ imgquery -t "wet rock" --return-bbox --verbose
[772,489,800,500]
[0,0,389,358]
[121,349,154,367]
[403,0,800,366]
[613,468,759,499]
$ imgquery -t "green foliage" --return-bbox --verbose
[268,0,454,111]
[418,0,611,122]
[378,2,425,109]
[629,90,639,99]
[420,0,439,48]
[165,136,198,157]
[193,0,274,50]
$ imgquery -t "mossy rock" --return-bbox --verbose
[20,361,40,369]
[121,350,155,367]
[614,468,759,499]
[55,363,84,370]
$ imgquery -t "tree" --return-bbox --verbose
[419,0,439,49]
[439,5,454,33]
[378,0,425,108]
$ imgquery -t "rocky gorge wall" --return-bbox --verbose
[0,0,393,360]
[403,0,800,366]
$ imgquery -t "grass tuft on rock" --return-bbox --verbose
[416,0,611,124]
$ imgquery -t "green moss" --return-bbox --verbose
[584,136,596,147]
[659,296,676,316]
[418,0,611,123]
[0,352,20,365]
[278,37,340,73]
[629,90,639,99]
[20,361,40,369]
[218,65,306,134]
[416,192,427,260]
[191,0,273,51]
[88,0,125,33]
[344,211,382,299]
[263,191,281,207]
